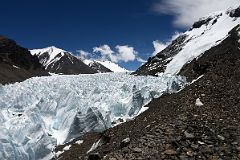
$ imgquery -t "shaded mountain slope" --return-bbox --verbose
[56,23,240,160]
[0,36,48,84]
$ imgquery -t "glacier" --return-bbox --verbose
[0,73,186,159]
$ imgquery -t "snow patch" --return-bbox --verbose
[83,59,92,65]
[195,98,204,106]
[63,144,71,151]
[12,65,20,69]
[191,75,204,84]
[87,139,101,153]
[55,151,63,157]
[75,140,84,145]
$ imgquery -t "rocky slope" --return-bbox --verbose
[31,46,97,74]
[0,36,48,84]
[56,6,240,160]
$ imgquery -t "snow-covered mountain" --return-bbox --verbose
[84,60,112,73]
[30,46,97,74]
[96,60,129,72]
[30,46,128,74]
[84,59,129,73]
[134,6,240,76]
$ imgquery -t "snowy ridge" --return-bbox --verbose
[84,59,129,72]
[30,46,68,69]
[0,73,186,159]
[135,6,240,76]
[31,46,128,73]
[96,60,129,72]
[165,7,240,74]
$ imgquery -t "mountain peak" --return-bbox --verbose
[32,46,66,55]
[30,47,97,74]
[48,46,66,52]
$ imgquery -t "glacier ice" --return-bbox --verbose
[0,73,186,159]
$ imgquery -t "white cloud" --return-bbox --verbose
[152,40,167,56]
[152,31,183,56]
[93,45,114,56]
[153,0,239,28]
[115,45,136,62]
[136,57,147,63]
[93,44,144,63]
[93,45,118,62]
[76,50,91,60]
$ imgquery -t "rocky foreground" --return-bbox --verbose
[56,25,240,160]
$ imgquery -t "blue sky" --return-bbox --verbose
[1,0,238,70]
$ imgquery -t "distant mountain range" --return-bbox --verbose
[0,41,129,84]
[30,46,129,74]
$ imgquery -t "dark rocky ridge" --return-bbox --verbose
[57,25,240,159]
[0,36,49,84]
[191,17,213,29]
[190,13,223,30]
[229,6,240,17]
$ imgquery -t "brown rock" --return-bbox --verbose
[164,149,177,155]
[132,147,142,153]
[186,150,194,157]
